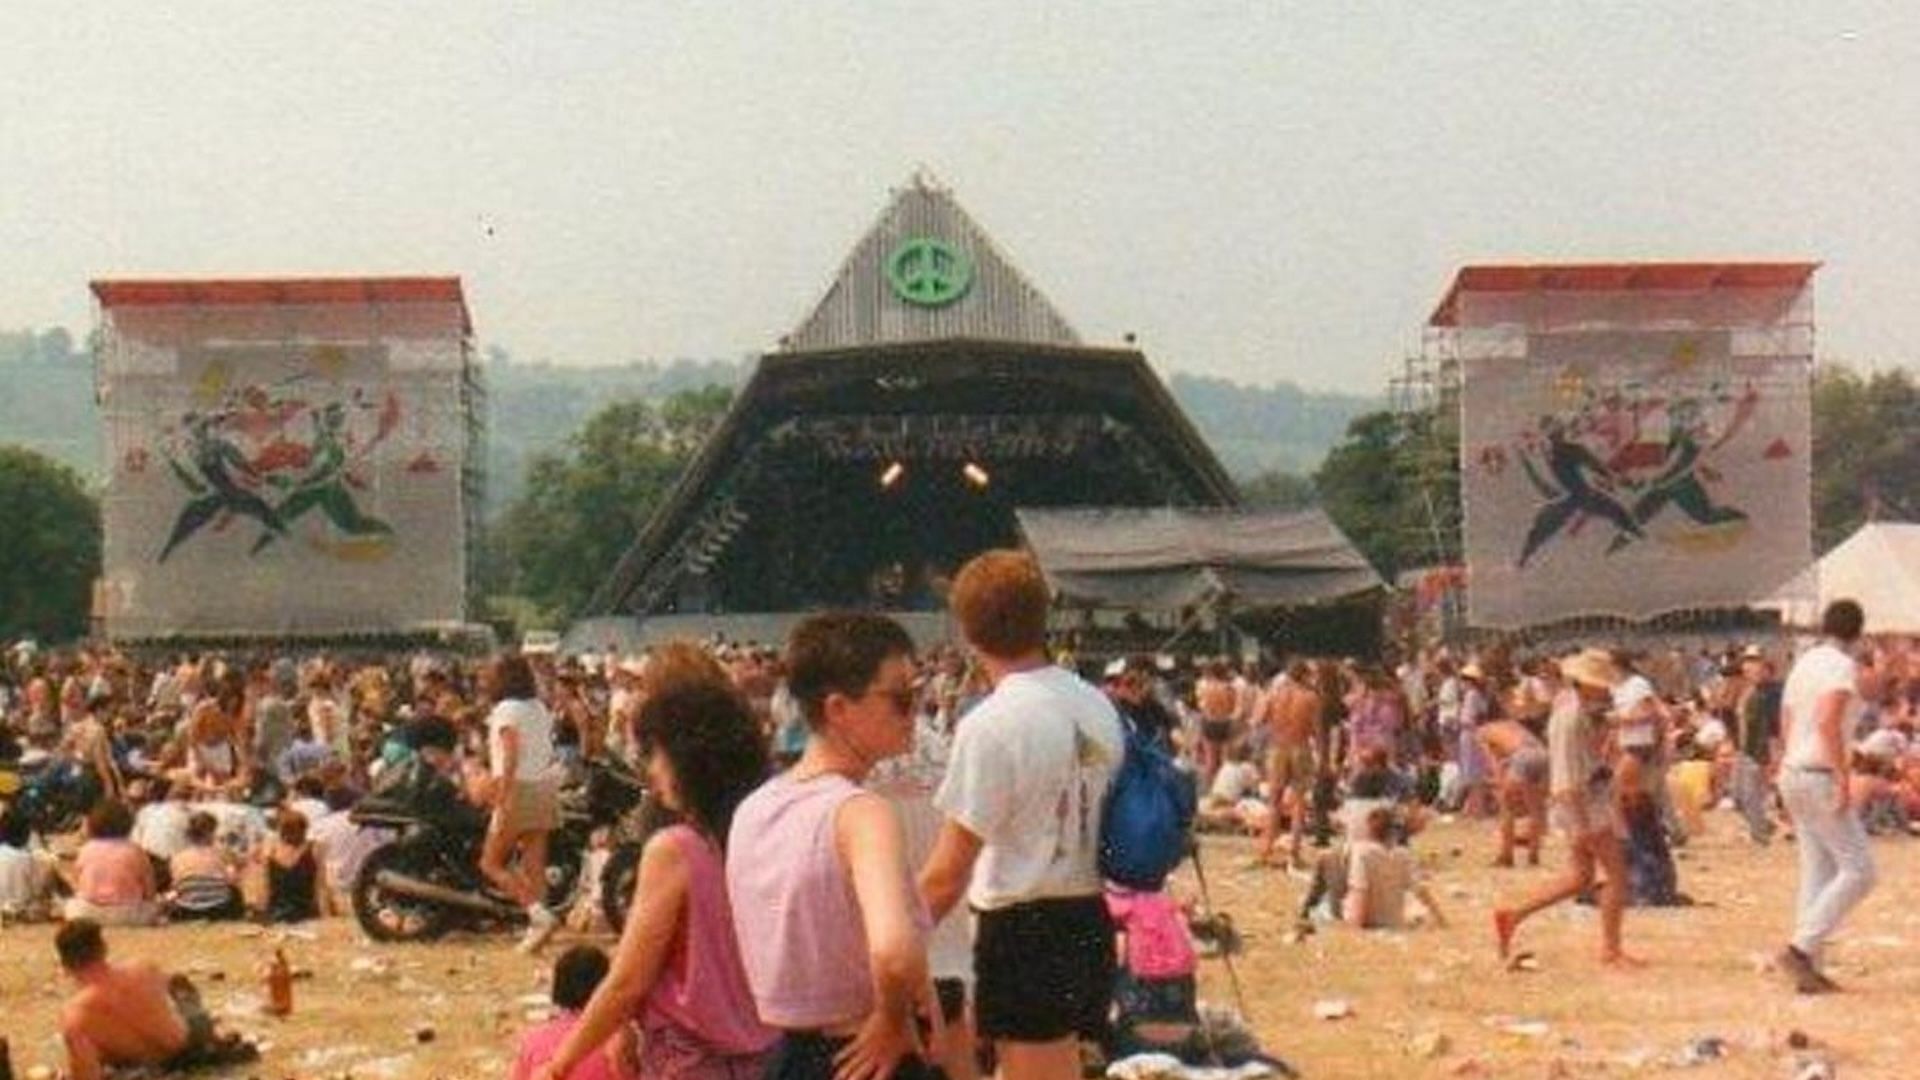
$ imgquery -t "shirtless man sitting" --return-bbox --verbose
[56,918,258,1080]
[1257,661,1320,869]
[1479,717,1550,867]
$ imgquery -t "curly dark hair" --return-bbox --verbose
[635,677,769,848]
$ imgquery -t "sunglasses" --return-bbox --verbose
[867,683,919,714]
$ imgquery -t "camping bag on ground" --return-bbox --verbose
[1099,723,1199,890]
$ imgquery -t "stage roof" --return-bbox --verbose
[1016,506,1382,612]
[585,338,1240,616]
[1428,262,1819,327]
[90,277,472,334]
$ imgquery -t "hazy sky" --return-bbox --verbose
[4,2,1916,393]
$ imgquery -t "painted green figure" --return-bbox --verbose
[1610,402,1746,553]
[1517,418,1643,567]
[253,403,392,553]
[159,414,289,562]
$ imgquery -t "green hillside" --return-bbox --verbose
[0,332,1375,506]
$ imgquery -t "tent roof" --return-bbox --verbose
[1764,521,1920,634]
[1016,506,1382,612]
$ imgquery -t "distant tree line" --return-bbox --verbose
[0,327,82,366]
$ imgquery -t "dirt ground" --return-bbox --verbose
[3,809,1916,1079]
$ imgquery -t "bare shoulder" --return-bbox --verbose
[834,791,902,846]
[634,826,692,899]
[639,825,691,871]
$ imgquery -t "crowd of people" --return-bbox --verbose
[1,556,1913,1078]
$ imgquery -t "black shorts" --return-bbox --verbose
[974,895,1114,1043]
[1201,719,1234,745]
[765,1032,943,1080]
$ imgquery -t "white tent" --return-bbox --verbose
[1763,522,1920,634]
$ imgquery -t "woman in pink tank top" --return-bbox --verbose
[535,660,776,1080]
[727,614,941,1080]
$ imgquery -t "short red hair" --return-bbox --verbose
[950,549,1051,659]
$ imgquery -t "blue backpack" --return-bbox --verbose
[1098,717,1198,890]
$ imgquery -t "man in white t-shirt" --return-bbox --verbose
[1776,599,1875,994]
[921,550,1123,1080]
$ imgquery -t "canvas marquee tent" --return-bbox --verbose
[1015,507,1383,613]
[1763,522,1920,634]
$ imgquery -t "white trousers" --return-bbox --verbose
[1780,768,1877,961]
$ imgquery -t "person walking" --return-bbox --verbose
[1493,649,1641,969]
[479,653,562,952]
[1776,599,1875,994]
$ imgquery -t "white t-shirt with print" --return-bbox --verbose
[1782,642,1858,770]
[934,666,1123,912]
[486,698,555,781]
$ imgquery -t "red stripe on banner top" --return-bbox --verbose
[89,277,470,332]
[1427,261,1819,327]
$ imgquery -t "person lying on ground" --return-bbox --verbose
[55,918,259,1080]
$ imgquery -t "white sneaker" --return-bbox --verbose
[519,903,558,953]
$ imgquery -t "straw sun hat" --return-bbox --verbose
[1559,648,1623,691]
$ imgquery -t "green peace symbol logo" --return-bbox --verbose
[885,237,974,307]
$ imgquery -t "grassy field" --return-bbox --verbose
[1,808,1915,1078]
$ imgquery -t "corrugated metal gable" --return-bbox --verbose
[788,178,1080,351]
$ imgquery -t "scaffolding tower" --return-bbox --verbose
[1388,326,1462,570]
[1387,326,1465,642]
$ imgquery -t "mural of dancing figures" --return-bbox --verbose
[93,278,476,639]
[1443,263,1812,626]
[1460,328,1811,628]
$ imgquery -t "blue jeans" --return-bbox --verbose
[1730,754,1774,843]
[1780,768,1877,962]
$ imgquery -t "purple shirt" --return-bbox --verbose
[727,772,925,1029]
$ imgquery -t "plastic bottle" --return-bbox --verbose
[265,949,293,1016]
